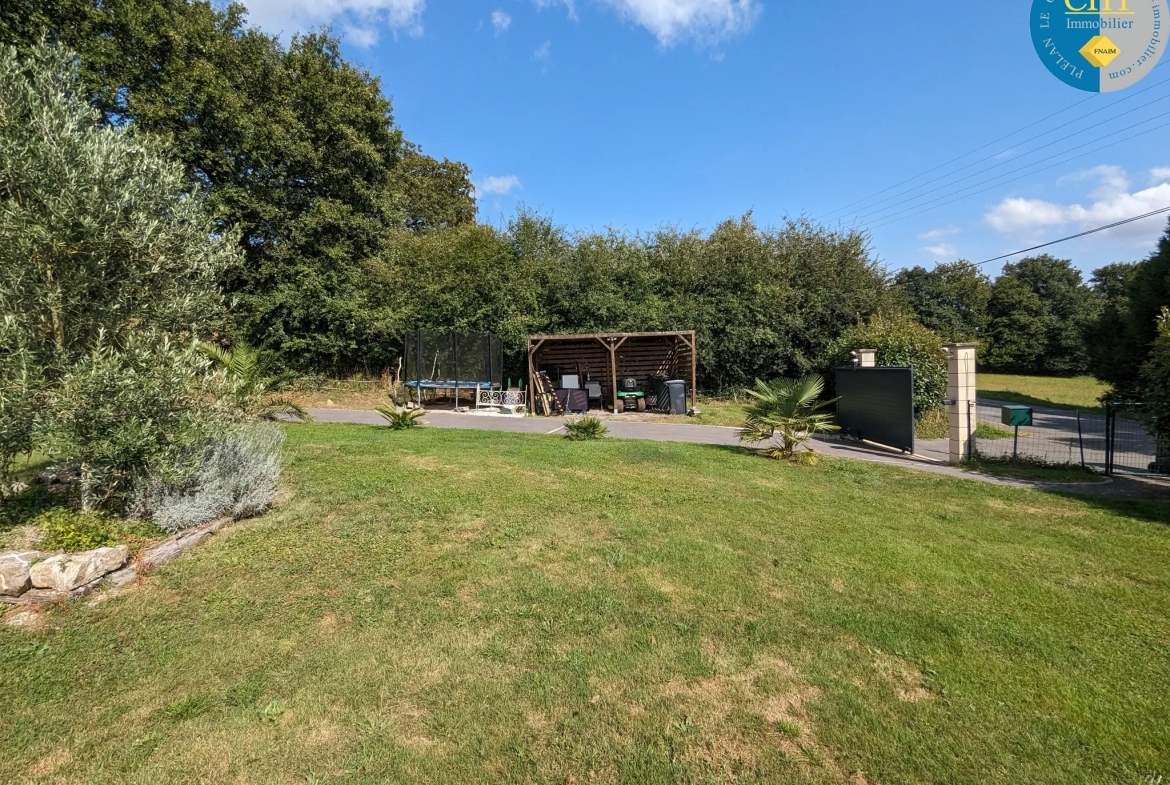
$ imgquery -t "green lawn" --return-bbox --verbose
[2,425,1169,784]
[978,374,1111,412]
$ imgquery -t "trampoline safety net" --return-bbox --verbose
[404,331,504,397]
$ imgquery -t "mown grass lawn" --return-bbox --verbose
[2,425,1169,784]
[978,374,1111,412]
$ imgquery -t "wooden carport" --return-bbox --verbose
[527,331,697,414]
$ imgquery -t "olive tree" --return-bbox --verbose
[0,43,240,503]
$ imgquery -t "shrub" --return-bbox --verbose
[828,314,948,416]
[374,405,426,430]
[33,508,153,552]
[132,425,284,533]
[201,342,309,422]
[739,375,839,462]
[0,317,41,491]
[40,333,221,512]
[563,416,608,441]
[0,484,61,530]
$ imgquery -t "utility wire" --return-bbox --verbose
[859,111,1170,226]
[819,61,1170,221]
[839,84,1170,221]
[815,95,1096,220]
[971,206,1170,267]
[867,119,1170,231]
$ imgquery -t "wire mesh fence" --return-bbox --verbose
[974,402,1101,468]
[974,401,1167,476]
[1106,403,1170,476]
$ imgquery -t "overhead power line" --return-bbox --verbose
[842,87,1170,222]
[862,114,1170,229]
[816,95,1096,220]
[819,62,1170,222]
[972,206,1170,268]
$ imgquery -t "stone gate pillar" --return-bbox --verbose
[944,343,977,464]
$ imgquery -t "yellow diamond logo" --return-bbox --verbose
[1080,35,1121,68]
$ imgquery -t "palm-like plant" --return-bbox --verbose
[201,342,310,422]
[563,416,608,441]
[374,404,426,430]
[739,375,839,462]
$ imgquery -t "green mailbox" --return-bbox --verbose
[1001,405,1033,427]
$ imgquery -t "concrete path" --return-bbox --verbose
[304,408,1170,501]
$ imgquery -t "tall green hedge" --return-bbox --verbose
[381,213,898,392]
[828,315,949,416]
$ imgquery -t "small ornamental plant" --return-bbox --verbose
[739,375,839,463]
[563,416,608,441]
[375,405,426,430]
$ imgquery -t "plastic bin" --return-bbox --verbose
[667,380,687,415]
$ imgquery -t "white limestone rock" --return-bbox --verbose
[29,546,129,592]
[0,551,44,596]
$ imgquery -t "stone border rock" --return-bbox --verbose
[1,517,232,615]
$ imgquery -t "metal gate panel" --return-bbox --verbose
[835,367,915,453]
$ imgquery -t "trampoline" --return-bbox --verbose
[403,330,505,406]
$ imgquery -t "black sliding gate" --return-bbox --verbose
[834,366,915,453]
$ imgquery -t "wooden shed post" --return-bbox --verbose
[690,332,697,413]
[608,340,619,413]
[527,337,535,414]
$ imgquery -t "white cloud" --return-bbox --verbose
[343,25,380,47]
[241,0,425,43]
[538,0,761,45]
[918,225,960,241]
[1151,167,1170,184]
[985,165,1170,239]
[492,9,512,33]
[532,40,552,61]
[919,243,958,260]
[476,175,522,196]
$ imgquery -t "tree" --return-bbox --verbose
[0,42,234,373]
[1138,308,1170,451]
[398,146,477,231]
[980,277,1046,372]
[981,255,1097,375]
[1083,262,1140,389]
[894,262,991,342]
[0,42,237,503]
[1,0,477,373]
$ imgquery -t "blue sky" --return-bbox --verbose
[238,0,1170,277]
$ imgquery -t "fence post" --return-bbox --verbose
[1076,411,1086,468]
[1105,404,1114,476]
[852,349,877,368]
[943,343,978,465]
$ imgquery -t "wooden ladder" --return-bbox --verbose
[535,371,564,416]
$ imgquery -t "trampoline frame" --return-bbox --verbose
[403,330,504,407]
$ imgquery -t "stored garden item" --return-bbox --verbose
[527,332,696,415]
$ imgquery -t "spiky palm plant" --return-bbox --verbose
[201,342,309,422]
[374,405,426,430]
[739,375,839,462]
[563,416,608,441]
